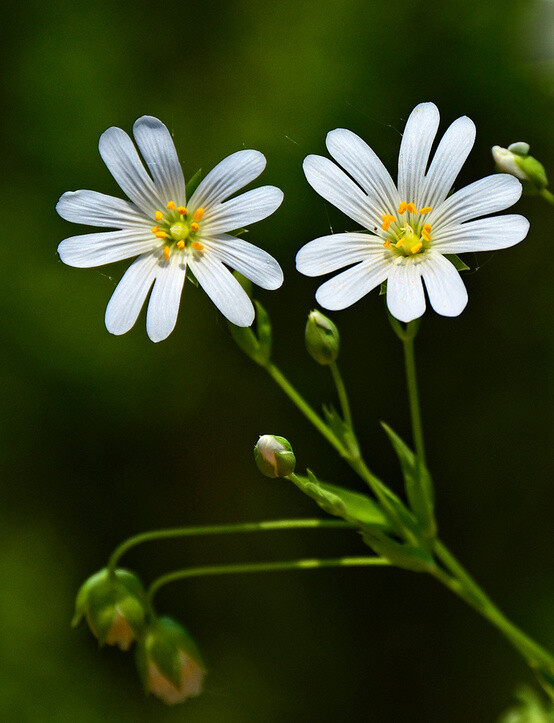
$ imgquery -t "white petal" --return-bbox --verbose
[146,253,187,342]
[99,126,163,216]
[430,174,523,229]
[421,116,476,208]
[133,116,186,205]
[386,259,426,323]
[188,252,255,326]
[421,252,468,317]
[296,232,381,277]
[56,190,148,228]
[189,150,267,209]
[303,155,375,229]
[58,229,155,268]
[203,234,283,290]
[397,103,440,207]
[105,253,159,336]
[315,256,390,310]
[432,214,530,253]
[201,186,283,235]
[325,129,400,215]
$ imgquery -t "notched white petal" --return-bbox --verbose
[57,229,155,268]
[398,102,440,206]
[204,234,283,290]
[201,186,284,235]
[56,190,147,228]
[315,256,390,310]
[296,232,380,277]
[421,252,468,317]
[189,150,267,209]
[105,253,160,336]
[133,116,186,206]
[386,260,426,323]
[146,253,187,342]
[432,214,530,253]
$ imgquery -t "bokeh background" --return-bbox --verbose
[2,0,553,719]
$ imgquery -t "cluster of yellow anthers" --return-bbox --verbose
[150,202,206,260]
[381,203,433,256]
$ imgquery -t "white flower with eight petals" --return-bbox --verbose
[296,102,529,322]
[57,116,284,342]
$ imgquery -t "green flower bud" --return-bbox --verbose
[492,144,548,191]
[72,568,147,650]
[136,617,206,705]
[254,435,296,478]
[305,310,340,365]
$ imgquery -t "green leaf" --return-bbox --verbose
[322,405,360,458]
[379,280,387,296]
[381,422,436,539]
[185,168,202,199]
[444,254,470,272]
[361,532,434,572]
[293,471,390,532]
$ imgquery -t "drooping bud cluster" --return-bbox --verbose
[254,435,296,478]
[73,568,205,705]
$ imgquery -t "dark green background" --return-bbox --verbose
[2,0,553,720]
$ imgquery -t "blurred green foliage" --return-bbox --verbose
[2,0,554,719]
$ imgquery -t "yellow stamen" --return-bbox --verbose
[421,229,431,242]
[398,202,407,214]
[151,225,159,233]
[155,231,167,239]
[177,206,188,216]
[411,242,423,254]
[419,206,432,214]
[395,239,404,248]
[191,242,204,251]
[155,210,163,221]
[190,222,200,232]
[383,239,392,250]
[381,214,395,231]
[423,224,432,233]
[193,208,205,222]
[406,202,417,214]
[166,201,176,210]
[177,240,185,250]
[163,245,170,259]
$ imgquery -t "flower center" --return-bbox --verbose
[381,202,433,258]
[151,202,206,259]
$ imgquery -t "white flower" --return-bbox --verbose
[57,116,284,342]
[296,102,530,323]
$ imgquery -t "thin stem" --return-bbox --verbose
[539,188,554,206]
[402,328,426,466]
[265,362,348,458]
[107,519,352,575]
[330,362,354,431]
[148,556,390,605]
[434,540,554,697]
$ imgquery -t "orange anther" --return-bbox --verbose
[398,202,407,214]
[163,245,170,259]
[155,231,167,239]
[191,242,204,251]
[406,202,417,214]
[177,240,185,250]
[383,239,393,250]
[177,206,188,215]
[423,224,432,234]
[419,206,432,214]
[411,242,423,254]
[381,214,395,231]
[155,210,163,221]
[166,201,176,210]
[395,239,404,248]
[151,225,159,233]
[190,222,200,232]
[193,207,205,222]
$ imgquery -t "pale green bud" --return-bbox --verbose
[254,435,296,478]
[72,568,147,650]
[305,310,340,365]
[136,617,206,705]
[492,144,548,191]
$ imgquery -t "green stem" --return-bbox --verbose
[107,519,352,575]
[147,555,390,606]
[329,362,353,431]
[402,324,426,466]
[539,188,554,206]
[265,362,348,458]
[433,540,554,698]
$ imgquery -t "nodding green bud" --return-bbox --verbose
[72,568,147,651]
[305,310,340,365]
[492,144,548,191]
[136,617,206,705]
[254,435,296,478]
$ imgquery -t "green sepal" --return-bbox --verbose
[185,168,202,199]
[361,532,434,572]
[293,471,390,533]
[444,254,470,272]
[381,422,436,539]
[186,267,199,287]
[379,281,387,296]
[322,404,360,459]
[516,154,548,190]
[228,300,272,366]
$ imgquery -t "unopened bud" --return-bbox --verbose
[72,568,147,650]
[136,617,206,705]
[254,435,296,478]
[305,310,340,365]
[492,143,548,191]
